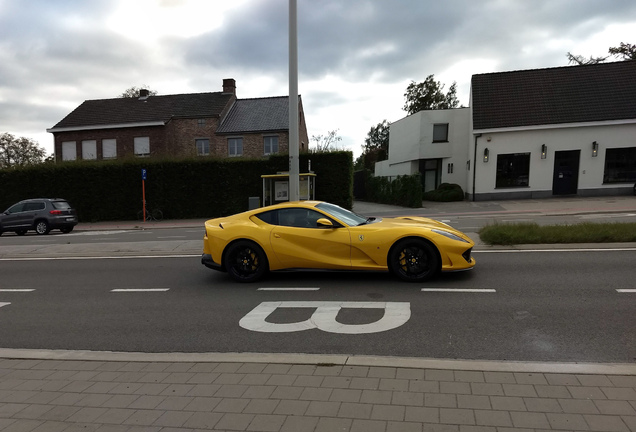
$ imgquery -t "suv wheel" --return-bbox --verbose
[35,220,50,235]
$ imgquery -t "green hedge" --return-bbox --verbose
[366,174,422,208]
[0,151,353,222]
[423,183,465,202]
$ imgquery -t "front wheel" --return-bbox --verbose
[151,209,163,221]
[224,240,268,283]
[35,220,50,235]
[389,238,440,282]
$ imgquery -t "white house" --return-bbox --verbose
[375,61,636,200]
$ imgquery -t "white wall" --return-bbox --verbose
[375,108,471,190]
[470,122,636,198]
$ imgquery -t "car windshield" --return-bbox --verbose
[316,202,367,227]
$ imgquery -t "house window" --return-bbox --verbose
[496,153,530,188]
[82,140,97,160]
[134,137,150,157]
[197,119,206,127]
[603,147,636,183]
[264,136,279,155]
[196,139,210,156]
[228,137,243,157]
[62,141,77,161]
[433,124,449,142]
[102,139,117,159]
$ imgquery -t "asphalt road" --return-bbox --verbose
[1,249,634,363]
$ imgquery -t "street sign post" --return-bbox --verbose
[141,169,147,222]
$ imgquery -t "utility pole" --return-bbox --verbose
[288,0,300,201]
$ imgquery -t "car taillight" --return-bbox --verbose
[49,210,63,215]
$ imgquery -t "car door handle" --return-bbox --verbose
[273,233,281,238]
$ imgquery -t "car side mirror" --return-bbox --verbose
[316,218,334,228]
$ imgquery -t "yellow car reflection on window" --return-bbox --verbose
[202,201,475,283]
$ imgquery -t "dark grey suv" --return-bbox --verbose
[0,198,78,236]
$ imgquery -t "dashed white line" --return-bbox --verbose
[421,288,496,293]
[110,288,170,292]
[616,289,636,293]
[0,289,35,292]
[257,287,320,291]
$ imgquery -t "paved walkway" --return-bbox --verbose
[1,196,636,431]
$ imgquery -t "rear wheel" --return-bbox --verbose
[224,240,268,283]
[389,238,439,282]
[35,220,50,235]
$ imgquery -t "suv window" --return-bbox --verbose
[7,203,25,213]
[23,202,45,211]
[52,201,71,210]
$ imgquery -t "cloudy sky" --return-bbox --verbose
[1,0,634,158]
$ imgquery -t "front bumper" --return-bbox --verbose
[201,253,224,271]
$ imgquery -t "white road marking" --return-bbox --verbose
[157,236,187,239]
[0,255,198,262]
[475,248,636,253]
[111,288,170,292]
[421,288,496,293]
[240,301,411,334]
[68,230,132,236]
[0,303,10,308]
[616,289,636,293]
[257,287,320,291]
[0,289,35,292]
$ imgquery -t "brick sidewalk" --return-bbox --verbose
[2,357,636,431]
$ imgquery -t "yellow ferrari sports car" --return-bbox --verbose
[202,201,475,283]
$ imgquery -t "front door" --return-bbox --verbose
[552,150,580,195]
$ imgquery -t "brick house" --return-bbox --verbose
[47,79,309,161]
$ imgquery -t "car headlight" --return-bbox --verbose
[431,229,469,243]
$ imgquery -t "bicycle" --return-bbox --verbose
[137,205,163,222]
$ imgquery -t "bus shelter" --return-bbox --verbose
[261,172,316,207]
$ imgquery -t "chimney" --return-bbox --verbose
[138,89,150,100]
[223,78,236,95]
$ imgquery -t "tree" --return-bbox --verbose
[0,133,48,169]
[310,129,343,152]
[119,86,158,98]
[567,42,635,65]
[608,42,636,60]
[403,75,459,115]
[355,120,390,170]
[566,52,607,65]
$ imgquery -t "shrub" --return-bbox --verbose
[423,183,464,202]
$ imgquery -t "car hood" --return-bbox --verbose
[370,216,453,229]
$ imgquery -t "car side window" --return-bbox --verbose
[24,202,45,211]
[7,203,25,214]
[278,208,326,228]
[255,210,278,225]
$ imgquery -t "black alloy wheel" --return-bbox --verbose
[389,238,440,282]
[35,220,50,235]
[224,240,268,283]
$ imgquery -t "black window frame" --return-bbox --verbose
[603,147,636,184]
[495,153,530,188]
[432,123,449,143]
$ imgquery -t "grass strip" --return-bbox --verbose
[478,222,636,245]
